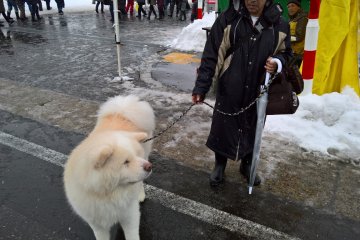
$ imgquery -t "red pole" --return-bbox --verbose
[302,0,321,94]
[198,0,203,19]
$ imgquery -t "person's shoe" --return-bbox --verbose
[59,10,64,15]
[95,9,99,14]
[47,7,52,10]
[15,12,20,20]
[209,158,227,186]
[31,18,37,22]
[239,158,261,186]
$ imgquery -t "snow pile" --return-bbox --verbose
[265,87,360,159]
[171,12,216,52]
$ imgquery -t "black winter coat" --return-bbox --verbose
[193,4,292,160]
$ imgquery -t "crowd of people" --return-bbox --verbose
[0,0,198,25]
[0,0,65,24]
[93,0,196,22]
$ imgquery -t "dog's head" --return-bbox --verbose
[72,131,152,195]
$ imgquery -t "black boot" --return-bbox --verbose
[210,153,227,186]
[239,155,261,186]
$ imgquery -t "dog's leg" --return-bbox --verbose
[91,225,110,240]
[138,181,146,202]
[120,204,140,240]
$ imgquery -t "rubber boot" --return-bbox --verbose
[239,156,261,186]
[209,155,227,186]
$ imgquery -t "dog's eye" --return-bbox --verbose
[124,160,130,165]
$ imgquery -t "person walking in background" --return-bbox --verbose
[190,0,197,22]
[37,0,43,11]
[95,0,104,14]
[287,0,308,67]
[6,0,20,20]
[14,0,26,20]
[192,0,292,187]
[44,0,51,10]
[136,0,146,19]
[125,0,134,16]
[54,0,64,15]
[147,0,157,20]
[179,0,186,21]
[0,0,14,24]
[28,0,42,21]
[157,0,164,19]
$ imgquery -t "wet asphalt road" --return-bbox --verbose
[1,11,360,240]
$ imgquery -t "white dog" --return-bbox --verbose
[64,95,155,240]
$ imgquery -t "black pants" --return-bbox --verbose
[55,0,64,12]
[137,3,146,18]
[30,3,40,20]
[148,5,157,18]
[96,1,104,12]
[179,10,185,20]
[44,0,51,10]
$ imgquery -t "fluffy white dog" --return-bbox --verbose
[64,95,155,240]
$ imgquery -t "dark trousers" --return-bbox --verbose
[37,0,43,11]
[109,2,114,21]
[148,5,157,18]
[158,5,164,19]
[30,2,40,20]
[44,0,51,10]
[137,3,146,18]
[179,10,185,20]
[96,1,104,12]
[54,0,64,12]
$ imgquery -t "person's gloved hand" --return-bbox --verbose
[192,94,205,104]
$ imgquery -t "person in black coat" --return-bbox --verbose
[192,0,292,187]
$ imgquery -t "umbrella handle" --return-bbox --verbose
[264,58,283,86]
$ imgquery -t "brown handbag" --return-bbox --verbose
[266,71,300,115]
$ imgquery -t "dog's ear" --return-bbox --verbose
[94,145,113,169]
[129,132,148,142]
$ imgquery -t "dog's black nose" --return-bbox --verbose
[143,162,152,172]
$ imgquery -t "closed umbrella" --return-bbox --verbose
[248,58,282,194]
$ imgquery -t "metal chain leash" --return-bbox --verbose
[203,72,279,116]
[142,73,279,143]
[142,103,196,143]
